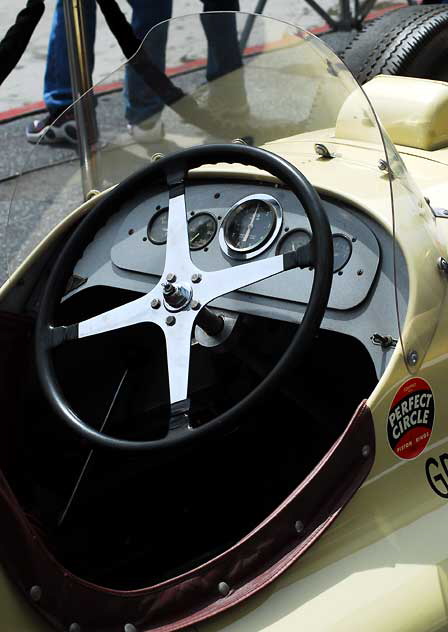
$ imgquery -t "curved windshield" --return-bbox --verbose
[6,11,443,373]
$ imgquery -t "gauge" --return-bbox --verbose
[332,234,352,272]
[147,207,168,244]
[276,229,311,256]
[220,194,282,260]
[188,213,217,250]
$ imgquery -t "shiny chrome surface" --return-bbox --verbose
[77,192,290,406]
[219,194,283,260]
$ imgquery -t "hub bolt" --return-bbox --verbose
[191,273,202,284]
[191,300,201,311]
[151,298,161,309]
[166,316,176,326]
[30,585,42,602]
[163,283,175,296]
[166,273,176,283]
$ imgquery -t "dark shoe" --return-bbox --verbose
[26,110,77,145]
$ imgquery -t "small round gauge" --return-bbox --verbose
[147,207,168,244]
[276,229,311,256]
[332,233,352,272]
[220,194,282,259]
[188,213,217,250]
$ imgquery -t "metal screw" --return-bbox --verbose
[30,585,42,602]
[151,152,164,162]
[218,581,230,596]
[357,269,364,276]
[191,273,202,284]
[362,445,370,458]
[69,624,81,632]
[86,189,100,200]
[163,283,175,295]
[191,300,201,311]
[437,257,448,273]
[166,316,176,326]
[166,273,176,283]
[124,625,137,632]
[151,298,161,309]
[378,159,388,172]
[407,350,419,366]
[294,520,304,534]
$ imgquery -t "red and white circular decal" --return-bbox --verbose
[387,377,435,460]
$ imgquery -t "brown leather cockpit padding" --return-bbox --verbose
[0,398,374,632]
[0,311,33,473]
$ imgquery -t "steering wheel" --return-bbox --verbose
[35,144,333,451]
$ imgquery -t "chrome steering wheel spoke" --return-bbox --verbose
[195,242,315,305]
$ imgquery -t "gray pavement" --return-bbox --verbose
[0,0,401,287]
[0,0,337,113]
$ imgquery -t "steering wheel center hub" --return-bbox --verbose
[163,281,193,312]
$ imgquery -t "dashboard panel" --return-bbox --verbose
[68,177,407,378]
[111,181,380,311]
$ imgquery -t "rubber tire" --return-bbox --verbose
[341,5,448,84]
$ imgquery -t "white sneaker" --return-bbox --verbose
[127,118,164,143]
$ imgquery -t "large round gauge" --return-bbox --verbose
[332,233,352,272]
[276,229,311,256]
[188,213,217,250]
[147,208,168,244]
[219,194,282,260]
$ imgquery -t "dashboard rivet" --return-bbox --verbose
[191,300,201,311]
[362,445,370,458]
[294,520,304,534]
[30,585,42,602]
[218,581,230,596]
[151,298,161,309]
[407,350,419,366]
[191,273,202,284]
[166,273,176,283]
[357,269,364,276]
[166,316,176,326]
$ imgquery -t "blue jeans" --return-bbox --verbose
[44,0,241,124]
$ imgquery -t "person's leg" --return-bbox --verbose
[27,0,96,143]
[199,1,249,118]
[125,0,172,126]
[44,0,96,114]
[201,0,241,80]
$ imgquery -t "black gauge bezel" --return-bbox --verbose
[219,193,283,260]
[188,212,218,251]
[147,207,169,245]
[332,233,353,272]
[275,228,312,256]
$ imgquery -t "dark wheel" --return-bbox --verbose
[341,5,448,84]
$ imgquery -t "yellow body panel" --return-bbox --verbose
[3,76,448,631]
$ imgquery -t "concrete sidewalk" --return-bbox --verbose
[0,0,338,115]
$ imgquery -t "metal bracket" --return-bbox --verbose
[432,207,448,219]
[371,333,397,349]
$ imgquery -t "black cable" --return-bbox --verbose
[0,0,45,86]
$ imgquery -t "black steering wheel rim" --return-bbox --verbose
[35,144,333,451]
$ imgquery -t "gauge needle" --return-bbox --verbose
[191,232,200,243]
[242,203,259,243]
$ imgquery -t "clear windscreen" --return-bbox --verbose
[6,11,442,373]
